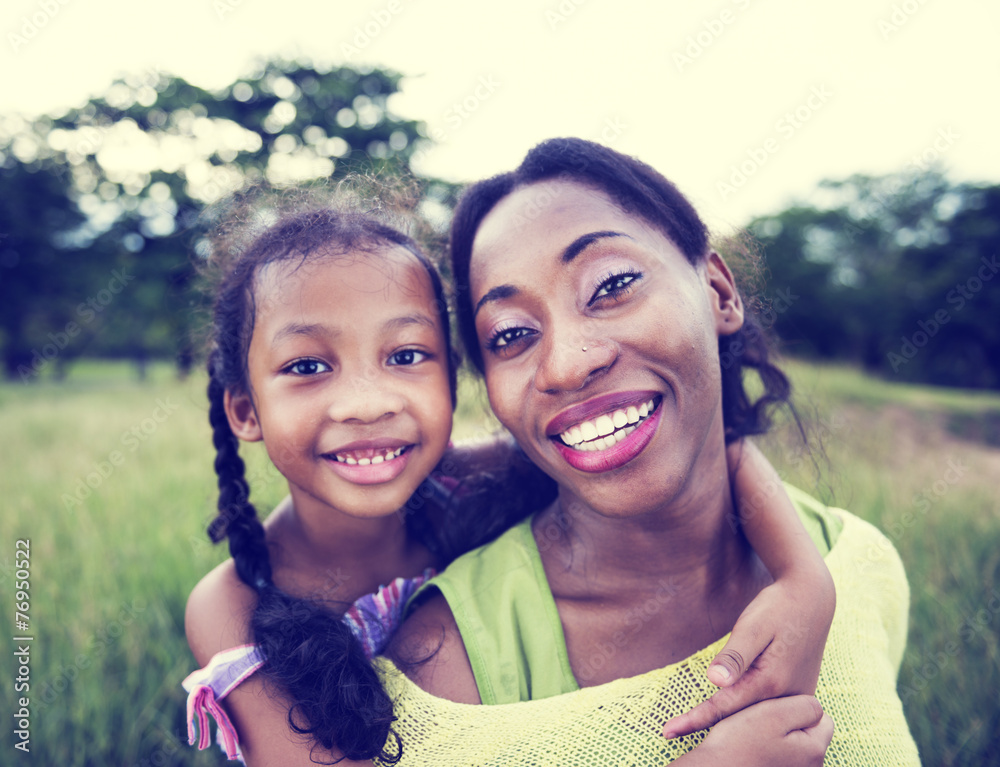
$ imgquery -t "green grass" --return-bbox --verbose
[1,359,997,765]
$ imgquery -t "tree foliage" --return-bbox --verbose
[0,59,430,381]
[749,172,1000,388]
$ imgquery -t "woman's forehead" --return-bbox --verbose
[470,180,669,284]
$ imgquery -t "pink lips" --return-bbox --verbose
[547,392,663,474]
[322,440,413,486]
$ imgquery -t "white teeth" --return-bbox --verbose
[333,446,406,465]
[556,398,659,454]
[595,415,615,437]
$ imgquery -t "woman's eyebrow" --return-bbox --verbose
[474,231,633,318]
[474,284,518,318]
[561,231,630,263]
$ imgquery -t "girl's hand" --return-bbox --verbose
[663,562,835,738]
[674,695,833,766]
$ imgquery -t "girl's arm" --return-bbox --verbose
[663,440,836,738]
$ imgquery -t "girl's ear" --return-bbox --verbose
[224,389,263,442]
[705,251,745,337]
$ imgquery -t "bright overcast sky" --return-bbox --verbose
[3,0,997,232]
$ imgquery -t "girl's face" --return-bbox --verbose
[469,180,743,518]
[227,246,453,520]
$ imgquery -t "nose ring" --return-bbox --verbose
[582,346,588,352]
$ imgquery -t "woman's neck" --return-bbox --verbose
[538,448,754,598]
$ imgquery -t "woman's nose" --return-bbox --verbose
[326,367,406,424]
[534,329,617,394]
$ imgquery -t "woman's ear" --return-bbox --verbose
[224,388,263,442]
[705,251,745,337]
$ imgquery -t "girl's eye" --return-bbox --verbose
[283,359,330,376]
[487,326,534,351]
[591,270,642,303]
[387,349,429,366]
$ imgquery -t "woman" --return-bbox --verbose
[383,138,920,765]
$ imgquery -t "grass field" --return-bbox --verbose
[1,359,998,765]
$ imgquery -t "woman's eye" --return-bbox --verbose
[489,326,533,350]
[591,271,641,302]
[388,349,429,366]
[284,359,330,376]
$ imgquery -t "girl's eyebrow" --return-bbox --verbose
[474,231,632,318]
[272,315,437,345]
[271,322,332,345]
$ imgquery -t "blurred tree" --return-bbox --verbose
[749,172,1000,388]
[1,59,430,380]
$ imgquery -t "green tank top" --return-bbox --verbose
[411,484,843,705]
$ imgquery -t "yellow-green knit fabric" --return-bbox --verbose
[376,488,920,765]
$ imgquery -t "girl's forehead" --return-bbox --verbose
[252,245,439,320]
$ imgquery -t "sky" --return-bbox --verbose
[2,0,998,232]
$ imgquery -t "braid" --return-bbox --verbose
[206,369,272,588]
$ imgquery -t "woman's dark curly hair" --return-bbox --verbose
[203,193,456,763]
[450,137,794,443]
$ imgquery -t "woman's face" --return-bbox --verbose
[469,180,744,517]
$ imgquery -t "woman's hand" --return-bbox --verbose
[674,696,833,766]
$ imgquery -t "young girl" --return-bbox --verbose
[183,192,835,765]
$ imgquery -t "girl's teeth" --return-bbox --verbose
[334,447,405,464]
[557,399,658,453]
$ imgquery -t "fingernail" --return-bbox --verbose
[711,664,731,682]
[663,730,677,740]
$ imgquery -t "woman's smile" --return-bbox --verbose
[546,390,663,473]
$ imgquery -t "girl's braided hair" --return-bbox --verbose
[201,182,455,763]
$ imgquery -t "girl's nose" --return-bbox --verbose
[326,368,406,424]
[534,333,618,394]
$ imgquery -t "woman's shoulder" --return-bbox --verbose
[185,558,256,666]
